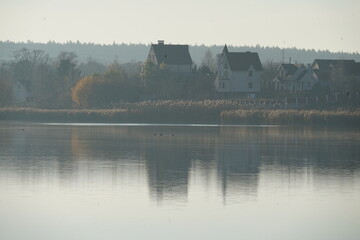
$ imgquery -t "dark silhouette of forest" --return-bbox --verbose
[1,40,359,65]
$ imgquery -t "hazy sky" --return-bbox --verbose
[1,0,359,52]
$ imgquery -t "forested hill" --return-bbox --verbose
[1,41,359,65]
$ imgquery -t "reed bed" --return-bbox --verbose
[125,100,243,123]
[1,100,359,126]
[220,109,360,126]
[0,108,129,122]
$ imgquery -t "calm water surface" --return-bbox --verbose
[0,122,360,240]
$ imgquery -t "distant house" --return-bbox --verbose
[312,59,358,74]
[273,63,299,91]
[312,59,360,92]
[273,63,319,93]
[144,40,193,73]
[215,45,263,96]
[290,65,319,92]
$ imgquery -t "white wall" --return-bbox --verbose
[216,70,262,93]
[147,48,158,65]
[300,70,318,91]
[215,55,262,93]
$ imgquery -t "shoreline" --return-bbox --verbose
[1,107,360,126]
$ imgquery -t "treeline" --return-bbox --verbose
[0,47,216,108]
[0,48,79,108]
[0,48,135,108]
[1,40,360,65]
[71,61,215,108]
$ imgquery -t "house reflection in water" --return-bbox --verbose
[144,143,192,204]
[215,141,260,204]
[1,123,359,206]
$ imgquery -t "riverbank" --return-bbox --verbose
[1,100,360,126]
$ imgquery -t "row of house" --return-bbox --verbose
[144,40,360,97]
[272,59,360,94]
[144,41,264,96]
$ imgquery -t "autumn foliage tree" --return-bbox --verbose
[71,69,140,108]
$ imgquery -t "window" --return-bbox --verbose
[248,70,253,77]
[248,82,253,89]
[218,82,221,88]
[222,82,225,88]
[307,81,311,88]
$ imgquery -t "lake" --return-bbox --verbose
[0,122,360,240]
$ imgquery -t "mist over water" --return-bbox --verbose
[0,122,360,240]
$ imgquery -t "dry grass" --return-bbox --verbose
[220,109,360,126]
[0,108,129,122]
[1,100,360,126]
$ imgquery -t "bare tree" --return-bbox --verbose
[261,60,279,92]
[200,49,216,74]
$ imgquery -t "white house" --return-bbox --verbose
[145,40,193,73]
[273,63,299,91]
[273,63,319,93]
[294,65,319,92]
[215,45,263,95]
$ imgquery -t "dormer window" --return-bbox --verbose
[248,70,253,77]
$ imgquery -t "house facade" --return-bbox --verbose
[291,65,319,92]
[215,46,263,95]
[273,63,299,91]
[273,63,319,93]
[145,40,193,73]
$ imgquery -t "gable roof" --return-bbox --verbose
[295,70,307,81]
[280,63,299,76]
[312,59,358,76]
[223,46,263,71]
[151,44,192,65]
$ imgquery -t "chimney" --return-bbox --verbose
[158,40,164,45]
